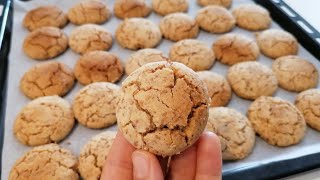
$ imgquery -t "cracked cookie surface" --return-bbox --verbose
[152,0,188,16]
[197,0,232,8]
[114,0,151,19]
[117,62,210,157]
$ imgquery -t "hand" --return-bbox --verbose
[100,131,222,180]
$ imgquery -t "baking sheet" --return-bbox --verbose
[2,0,320,179]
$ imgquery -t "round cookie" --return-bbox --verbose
[125,48,168,75]
[20,61,75,99]
[78,131,116,180]
[69,24,112,54]
[152,0,188,16]
[117,62,210,157]
[206,107,255,160]
[68,0,111,25]
[256,29,298,59]
[114,0,151,19]
[197,0,232,8]
[116,18,162,50]
[9,144,78,180]
[74,51,123,85]
[272,55,318,92]
[227,62,278,100]
[23,27,68,60]
[213,33,259,65]
[160,13,199,42]
[13,96,75,146]
[196,5,235,34]
[169,39,215,71]
[197,71,231,107]
[248,96,306,147]
[232,4,271,31]
[73,82,120,129]
[23,6,68,31]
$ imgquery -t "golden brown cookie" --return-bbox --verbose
[114,0,151,19]
[117,62,210,157]
[152,0,188,16]
[20,61,75,99]
[197,0,232,8]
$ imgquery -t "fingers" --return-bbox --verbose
[157,156,169,176]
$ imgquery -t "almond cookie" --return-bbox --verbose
[197,0,232,8]
[23,6,68,31]
[9,144,78,180]
[74,51,123,85]
[73,83,120,129]
[272,55,318,92]
[78,131,116,180]
[116,18,162,50]
[227,62,278,100]
[152,0,188,16]
[69,24,112,54]
[20,61,75,99]
[197,71,231,107]
[206,107,255,160]
[160,13,199,42]
[117,62,210,157]
[213,33,259,65]
[125,48,168,75]
[169,39,215,71]
[68,0,111,25]
[114,0,151,19]
[23,27,68,60]
[248,96,306,146]
[257,29,298,59]
[13,96,75,146]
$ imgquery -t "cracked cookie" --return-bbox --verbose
[9,144,78,180]
[67,0,111,25]
[248,96,306,146]
[125,48,168,75]
[206,107,255,160]
[114,0,151,19]
[197,71,231,107]
[152,0,188,16]
[160,13,199,42]
[116,18,162,50]
[169,39,215,71]
[69,24,112,54]
[117,62,210,157]
[13,96,75,146]
[197,0,232,8]
[257,29,298,59]
[74,51,123,85]
[20,61,75,99]
[213,33,259,65]
[23,6,68,31]
[78,131,116,180]
[73,82,120,129]
[196,5,235,34]
[23,26,68,60]
[227,62,278,100]
[272,55,318,92]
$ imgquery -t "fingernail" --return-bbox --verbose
[132,151,149,179]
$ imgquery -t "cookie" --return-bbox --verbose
[78,131,116,180]
[197,0,232,8]
[227,62,278,100]
[272,55,318,92]
[248,96,306,146]
[213,33,259,65]
[116,18,162,50]
[114,0,151,19]
[74,51,123,85]
[20,61,75,99]
[206,107,255,160]
[232,4,271,31]
[23,26,68,60]
[197,71,231,107]
[256,29,298,59]
[117,62,210,157]
[68,0,111,25]
[69,24,112,54]
[152,0,188,16]
[125,48,168,75]
[196,5,235,33]
[295,89,320,131]
[160,13,199,42]
[23,6,68,31]
[13,96,75,146]
[169,39,215,71]
[73,82,120,129]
